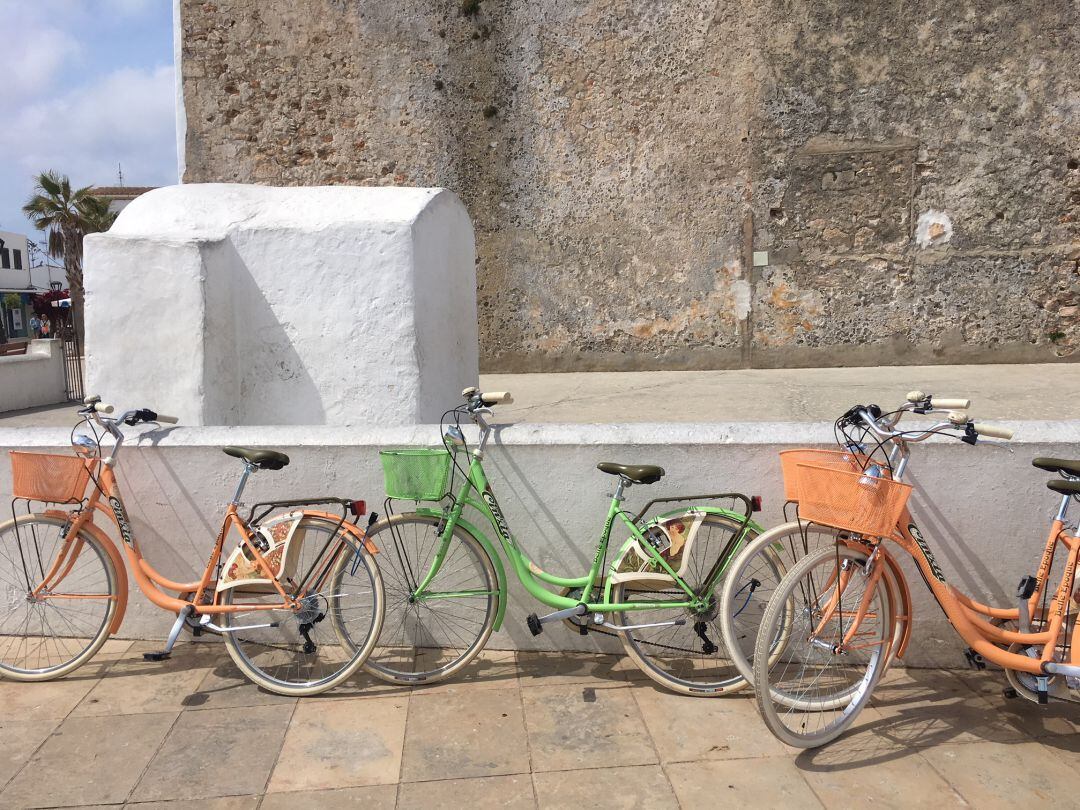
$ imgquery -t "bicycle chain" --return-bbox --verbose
[566,588,714,656]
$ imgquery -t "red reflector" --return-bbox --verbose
[750,495,763,512]
[350,499,367,516]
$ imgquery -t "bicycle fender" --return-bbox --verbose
[881,549,914,660]
[42,510,129,635]
[414,507,509,632]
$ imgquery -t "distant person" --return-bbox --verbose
[29,315,42,338]
[41,317,51,338]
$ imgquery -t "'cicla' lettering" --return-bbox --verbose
[908,523,946,583]
[109,496,135,547]
[482,489,517,549]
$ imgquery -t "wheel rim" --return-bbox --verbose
[0,517,114,676]
[223,525,380,691]
[365,515,496,683]
[756,546,888,744]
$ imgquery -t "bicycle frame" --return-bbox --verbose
[399,448,760,624]
[32,459,370,631]
[812,505,1080,678]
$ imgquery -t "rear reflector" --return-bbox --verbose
[750,496,763,512]
[350,500,367,517]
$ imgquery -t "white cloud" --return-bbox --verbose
[6,64,178,188]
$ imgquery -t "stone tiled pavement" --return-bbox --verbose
[3,642,1079,809]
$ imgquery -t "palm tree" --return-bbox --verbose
[22,171,116,345]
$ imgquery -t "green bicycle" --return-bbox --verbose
[362,387,781,696]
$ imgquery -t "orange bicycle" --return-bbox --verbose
[752,391,1080,747]
[0,396,384,696]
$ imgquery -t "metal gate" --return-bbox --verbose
[59,322,84,402]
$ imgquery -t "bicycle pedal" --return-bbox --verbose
[578,623,589,636]
[142,651,171,662]
[1002,686,1019,700]
[526,613,543,637]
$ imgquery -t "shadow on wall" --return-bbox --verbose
[202,237,324,425]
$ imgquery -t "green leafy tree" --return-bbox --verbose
[21,171,117,344]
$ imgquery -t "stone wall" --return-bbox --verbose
[178,0,1080,372]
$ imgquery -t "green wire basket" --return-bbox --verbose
[380,448,453,501]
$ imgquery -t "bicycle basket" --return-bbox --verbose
[794,462,911,538]
[779,449,870,502]
[9,451,94,504]
[380,449,453,501]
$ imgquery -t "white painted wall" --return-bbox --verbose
[0,340,67,412]
[2,418,1077,667]
[83,184,478,426]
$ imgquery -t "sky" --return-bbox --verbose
[0,0,177,241]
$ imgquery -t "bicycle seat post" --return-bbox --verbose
[231,461,257,505]
[612,476,630,503]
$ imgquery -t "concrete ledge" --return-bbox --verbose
[0,339,67,413]
[3,419,1078,666]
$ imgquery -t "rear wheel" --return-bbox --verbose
[362,514,499,685]
[0,514,119,681]
[753,545,891,748]
[613,513,771,695]
[221,519,383,696]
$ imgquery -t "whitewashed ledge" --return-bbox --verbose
[2,419,1079,665]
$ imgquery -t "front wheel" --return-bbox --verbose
[362,513,500,685]
[753,545,891,748]
[221,519,383,696]
[0,514,120,681]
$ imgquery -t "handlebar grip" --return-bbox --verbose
[94,402,115,414]
[154,414,179,424]
[480,391,514,405]
[933,398,971,410]
[906,390,925,403]
[973,422,1014,440]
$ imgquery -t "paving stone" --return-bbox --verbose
[533,764,678,809]
[922,740,1080,807]
[799,748,967,808]
[121,796,259,809]
[401,687,529,781]
[666,757,823,809]
[1,712,177,807]
[0,651,119,723]
[182,659,297,711]
[398,774,535,809]
[633,689,788,761]
[259,784,397,809]
[516,652,630,689]
[267,696,408,792]
[131,704,293,802]
[865,667,1029,747]
[72,642,214,717]
[409,649,520,695]
[522,684,657,772]
[0,718,61,788]
[956,669,1080,740]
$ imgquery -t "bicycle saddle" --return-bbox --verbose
[1033,457,1080,477]
[596,462,665,485]
[1047,479,1080,496]
[223,446,291,470]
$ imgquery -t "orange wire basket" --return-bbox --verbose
[779,449,872,502]
[9,451,94,504]
[793,462,912,538]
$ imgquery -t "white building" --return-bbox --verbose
[0,230,65,343]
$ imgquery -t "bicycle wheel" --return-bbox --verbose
[753,544,891,748]
[221,518,383,696]
[362,513,499,685]
[719,521,853,687]
[612,513,770,695]
[0,514,119,681]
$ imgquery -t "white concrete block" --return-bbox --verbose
[0,340,67,412]
[83,184,478,426]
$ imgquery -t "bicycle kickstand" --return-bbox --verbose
[144,605,194,662]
